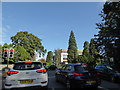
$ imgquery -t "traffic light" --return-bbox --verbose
[4,49,9,57]
[9,49,14,58]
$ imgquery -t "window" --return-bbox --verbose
[74,65,85,71]
[65,65,72,71]
[63,58,67,60]
[63,55,67,57]
[13,62,42,70]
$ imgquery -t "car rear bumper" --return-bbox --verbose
[4,82,48,89]
[70,79,101,88]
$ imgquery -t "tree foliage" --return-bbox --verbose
[11,31,46,60]
[46,51,53,65]
[14,45,30,62]
[82,41,91,63]
[67,31,78,63]
[94,1,120,70]
[53,49,61,65]
[81,39,100,66]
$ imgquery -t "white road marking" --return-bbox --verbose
[98,86,109,90]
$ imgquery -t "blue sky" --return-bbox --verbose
[2,2,104,52]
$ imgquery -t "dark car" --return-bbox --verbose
[95,64,120,82]
[47,65,57,70]
[55,64,101,89]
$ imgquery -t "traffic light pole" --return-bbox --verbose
[4,48,14,68]
[7,50,10,68]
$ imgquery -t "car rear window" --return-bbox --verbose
[74,65,85,71]
[13,62,42,70]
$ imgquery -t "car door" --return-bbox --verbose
[57,65,66,82]
[102,68,112,79]
[62,65,72,84]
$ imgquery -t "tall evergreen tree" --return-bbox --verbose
[82,41,90,63]
[95,1,120,70]
[67,31,78,63]
[89,38,100,65]
[46,51,53,65]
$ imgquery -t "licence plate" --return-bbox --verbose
[87,81,96,84]
[20,80,34,84]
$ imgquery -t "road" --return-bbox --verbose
[0,70,120,90]
[48,70,120,90]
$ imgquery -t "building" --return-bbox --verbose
[60,49,83,64]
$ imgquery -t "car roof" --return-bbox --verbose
[15,61,42,64]
[66,63,82,66]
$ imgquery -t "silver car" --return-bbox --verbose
[4,61,48,89]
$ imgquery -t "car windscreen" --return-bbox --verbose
[13,62,42,70]
[74,65,85,72]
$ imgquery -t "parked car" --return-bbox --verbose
[55,64,101,89]
[4,61,48,90]
[47,65,57,70]
[95,64,120,82]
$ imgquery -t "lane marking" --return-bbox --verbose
[51,87,55,90]
[98,86,109,90]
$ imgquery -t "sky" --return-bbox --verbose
[2,2,105,52]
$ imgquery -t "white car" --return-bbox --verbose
[4,61,48,90]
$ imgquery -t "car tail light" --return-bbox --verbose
[7,71,19,76]
[36,69,47,73]
[73,72,84,76]
[25,62,32,64]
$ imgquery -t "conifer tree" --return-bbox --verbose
[67,31,78,63]
[95,1,120,70]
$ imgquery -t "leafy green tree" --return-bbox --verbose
[14,45,30,62]
[11,31,46,60]
[67,31,78,63]
[46,51,53,65]
[82,41,90,63]
[53,49,61,65]
[89,38,100,65]
[95,1,120,70]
